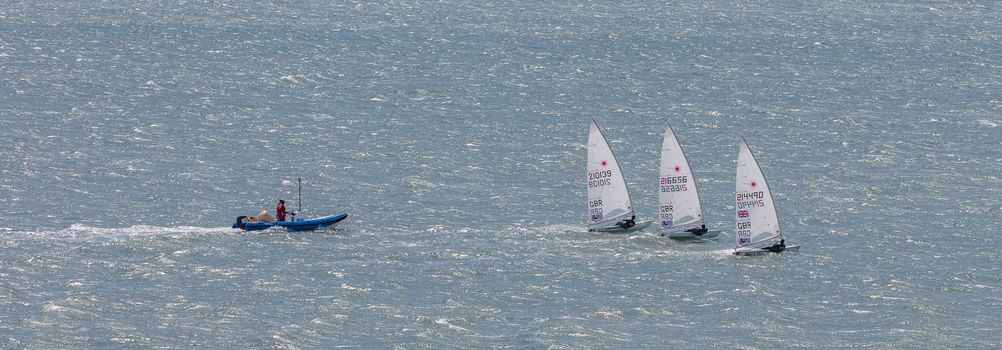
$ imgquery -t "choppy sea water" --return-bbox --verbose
[1,1,1000,348]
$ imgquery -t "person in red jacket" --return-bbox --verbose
[276,200,288,221]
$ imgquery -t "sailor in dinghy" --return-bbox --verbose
[732,138,799,256]
[657,123,720,239]
[585,120,652,233]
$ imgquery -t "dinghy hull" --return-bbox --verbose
[589,220,653,234]
[734,244,800,256]
[663,229,722,239]
[233,212,348,232]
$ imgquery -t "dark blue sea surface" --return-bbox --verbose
[1,1,1000,348]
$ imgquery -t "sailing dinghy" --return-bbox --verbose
[733,138,799,255]
[658,123,720,239]
[586,120,652,233]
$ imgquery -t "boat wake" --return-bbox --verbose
[537,223,589,234]
[5,224,234,239]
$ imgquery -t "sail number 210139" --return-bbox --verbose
[588,170,613,188]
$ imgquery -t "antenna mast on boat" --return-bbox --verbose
[297,177,303,212]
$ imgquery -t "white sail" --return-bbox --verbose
[734,138,782,248]
[586,120,635,229]
[658,123,704,234]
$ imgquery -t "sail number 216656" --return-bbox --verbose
[660,176,688,192]
[661,176,688,184]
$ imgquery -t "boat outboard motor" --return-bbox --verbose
[236,216,248,229]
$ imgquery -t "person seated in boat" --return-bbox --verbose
[616,215,636,229]
[686,224,708,236]
[257,210,275,222]
[276,200,287,221]
[768,239,786,253]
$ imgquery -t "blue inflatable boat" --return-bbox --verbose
[233,212,348,232]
